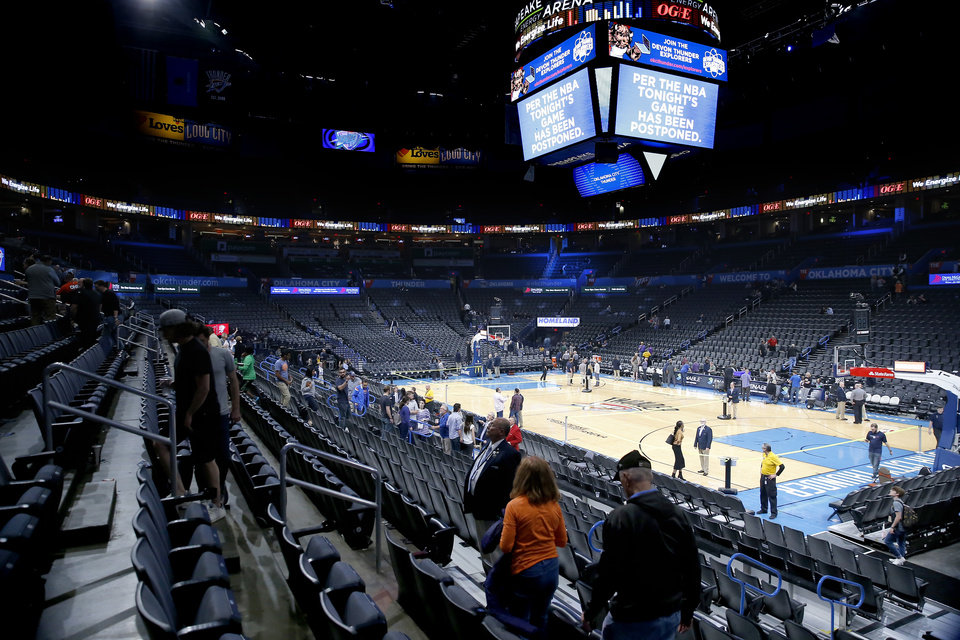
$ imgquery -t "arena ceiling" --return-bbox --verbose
[0,0,955,224]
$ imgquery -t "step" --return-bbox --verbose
[60,478,117,547]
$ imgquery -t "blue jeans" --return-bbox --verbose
[869,451,882,480]
[884,527,906,559]
[508,557,559,631]
[602,609,680,640]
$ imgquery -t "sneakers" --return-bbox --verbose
[756,510,768,515]
[206,501,226,524]
[890,557,905,565]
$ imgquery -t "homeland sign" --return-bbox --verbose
[538,317,581,327]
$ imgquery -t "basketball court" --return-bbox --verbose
[393,369,937,536]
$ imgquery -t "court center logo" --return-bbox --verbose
[573,396,678,412]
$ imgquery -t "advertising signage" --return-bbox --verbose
[395,147,482,169]
[518,68,597,161]
[511,25,596,102]
[607,23,727,82]
[270,286,361,295]
[930,273,960,286]
[614,65,719,149]
[573,153,645,197]
[514,1,644,60]
[322,129,376,152]
[537,317,581,327]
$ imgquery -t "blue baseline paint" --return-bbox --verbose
[713,427,918,470]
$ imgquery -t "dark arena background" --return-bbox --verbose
[1,1,959,639]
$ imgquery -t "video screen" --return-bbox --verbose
[573,154,645,197]
[607,23,727,82]
[614,65,719,149]
[322,129,376,153]
[518,68,597,161]
[510,26,596,102]
[270,286,361,295]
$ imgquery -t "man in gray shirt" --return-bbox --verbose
[850,382,868,424]
[25,255,60,325]
[199,326,241,508]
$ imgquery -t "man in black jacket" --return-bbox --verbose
[583,451,699,640]
[463,417,521,562]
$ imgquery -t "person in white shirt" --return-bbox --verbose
[493,387,506,418]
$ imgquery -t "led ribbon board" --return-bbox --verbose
[614,65,718,149]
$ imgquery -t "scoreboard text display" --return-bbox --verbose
[614,65,719,149]
[573,154,645,197]
[518,68,597,161]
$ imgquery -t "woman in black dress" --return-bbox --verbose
[671,420,686,480]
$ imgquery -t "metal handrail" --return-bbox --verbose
[119,323,161,353]
[42,363,179,496]
[817,575,864,639]
[726,553,782,616]
[0,291,29,306]
[277,441,383,573]
[588,519,604,553]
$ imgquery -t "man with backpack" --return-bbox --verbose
[884,485,911,565]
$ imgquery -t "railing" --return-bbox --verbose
[41,362,179,495]
[277,442,383,573]
[817,575,864,637]
[119,323,161,356]
[588,519,604,553]
[726,553,782,616]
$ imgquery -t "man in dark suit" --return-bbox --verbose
[693,419,713,476]
[463,417,521,562]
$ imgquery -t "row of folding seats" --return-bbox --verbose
[241,397,377,550]
[830,466,960,524]
[266,506,411,640]
[227,414,281,526]
[26,337,127,465]
[132,464,246,640]
[0,318,78,411]
[0,450,65,638]
[657,472,747,522]
[386,526,588,640]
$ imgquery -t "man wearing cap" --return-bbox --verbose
[758,443,785,519]
[693,419,713,476]
[158,309,225,521]
[583,451,699,639]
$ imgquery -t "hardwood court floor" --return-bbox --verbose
[422,372,936,492]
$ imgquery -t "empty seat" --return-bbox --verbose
[320,590,388,640]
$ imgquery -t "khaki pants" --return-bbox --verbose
[699,448,710,474]
[278,382,291,407]
[836,401,846,419]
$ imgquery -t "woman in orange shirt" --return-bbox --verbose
[499,456,568,631]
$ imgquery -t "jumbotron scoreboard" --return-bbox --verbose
[512,1,727,195]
